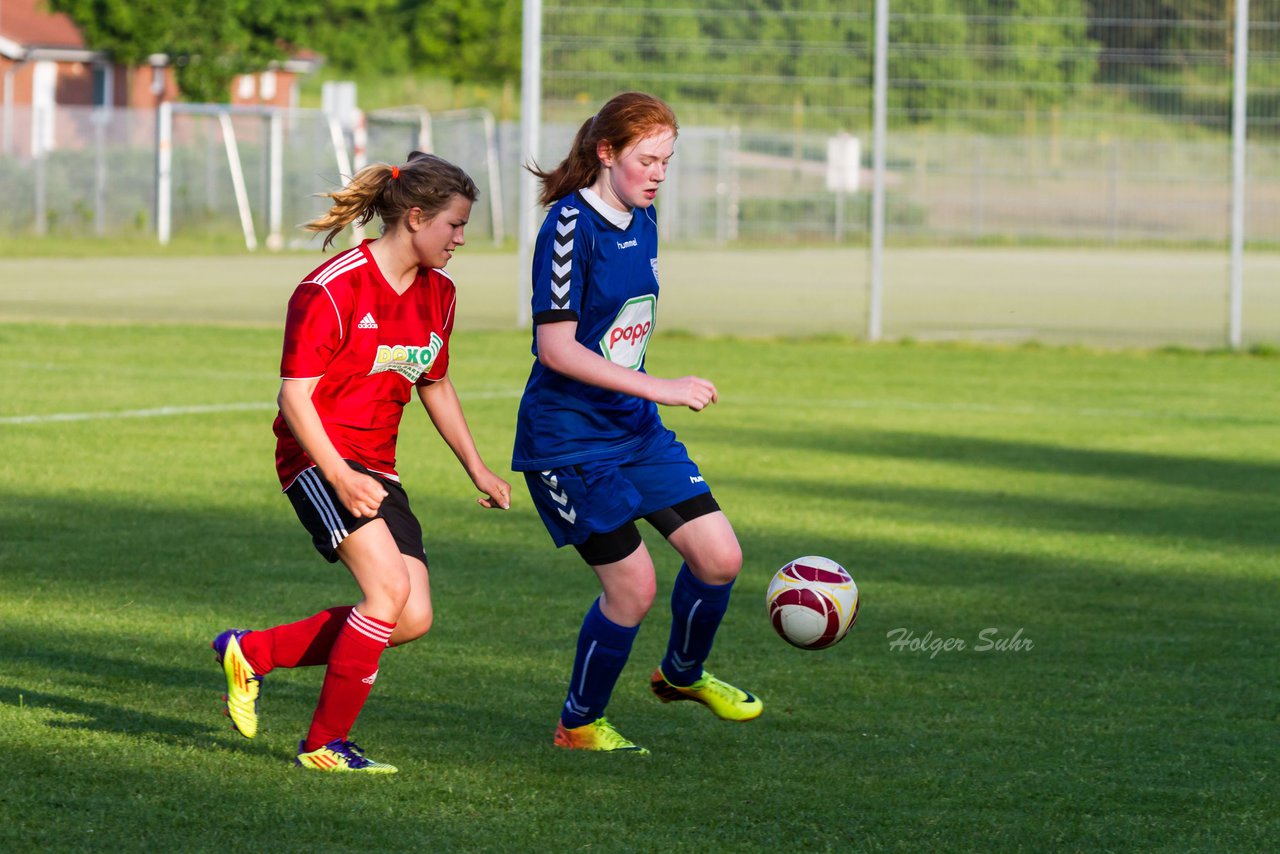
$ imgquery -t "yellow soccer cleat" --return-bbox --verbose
[650,667,763,722]
[295,739,398,774]
[553,717,650,755]
[212,629,262,738]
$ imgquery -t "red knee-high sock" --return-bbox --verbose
[239,606,353,674]
[303,609,395,752]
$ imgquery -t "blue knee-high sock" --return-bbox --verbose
[561,598,639,728]
[661,563,734,687]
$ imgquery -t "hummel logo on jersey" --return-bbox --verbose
[358,313,378,329]
[362,669,379,685]
[617,238,638,250]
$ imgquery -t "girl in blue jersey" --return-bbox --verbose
[513,92,762,753]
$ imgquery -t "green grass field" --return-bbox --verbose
[1,317,1276,851]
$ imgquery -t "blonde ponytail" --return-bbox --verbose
[305,152,479,250]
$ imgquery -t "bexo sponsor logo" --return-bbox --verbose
[370,332,444,382]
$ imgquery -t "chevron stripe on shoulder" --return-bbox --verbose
[550,206,580,309]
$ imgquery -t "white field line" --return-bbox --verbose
[0,390,522,426]
[1,391,1267,427]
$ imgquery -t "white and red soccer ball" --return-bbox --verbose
[766,556,860,650]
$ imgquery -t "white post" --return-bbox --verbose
[518,0,543,327]
[417,107,433,152]
[156,100,172,245]
[93,107,107,237]
[218,111,258,251]
[32,101,48,236]
[325,112,359,247]
[351,111,368,244]
[481,109,505,245]
[266,109,284,250]
[327,113,352,178]
[1228,0,1250,350]
[867,0,889,342]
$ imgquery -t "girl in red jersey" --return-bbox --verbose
[212,151,511,774]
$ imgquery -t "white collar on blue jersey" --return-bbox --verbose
[579,187,633,230]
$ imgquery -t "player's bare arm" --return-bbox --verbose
[418,376,512,509]
[536,321,718,411]
[277,378,388,517]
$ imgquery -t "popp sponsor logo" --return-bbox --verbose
[598,295,656,370]
[609,320,652,350]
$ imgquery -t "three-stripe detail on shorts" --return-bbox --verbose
[297,468,349,549]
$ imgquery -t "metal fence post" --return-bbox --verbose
[1228,0,1250,349]
[156,101,172,245]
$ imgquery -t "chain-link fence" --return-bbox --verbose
[0,104,507,248]
[536,1,1280,346]
[2,3,1278,345]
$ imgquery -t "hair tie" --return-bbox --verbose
[391,166,400,180]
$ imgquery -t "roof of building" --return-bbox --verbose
[0,0,87,49]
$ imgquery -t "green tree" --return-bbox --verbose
[888,0,976,125]
[51,0,311,102]
[971,0,1098,119]
[295,0,413,76]
[407,0,521,85]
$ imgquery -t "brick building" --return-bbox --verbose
[1,0,319,154]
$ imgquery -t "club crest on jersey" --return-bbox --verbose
[599,294,656,370]
[370,332,444,382]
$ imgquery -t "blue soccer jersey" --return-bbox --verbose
[512,190,664,471]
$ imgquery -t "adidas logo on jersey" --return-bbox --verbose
[362,669,379,685]
[358,313,379,329]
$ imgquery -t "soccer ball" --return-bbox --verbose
[766,556,860,650]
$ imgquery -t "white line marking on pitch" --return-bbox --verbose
[0,390,521,425]
[0,402,277,425]
[5,390,1260,427]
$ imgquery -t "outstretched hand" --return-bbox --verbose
[657,375,719,411]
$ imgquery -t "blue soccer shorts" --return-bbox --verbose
[523,428,715,556]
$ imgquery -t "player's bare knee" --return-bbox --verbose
[364,571,413,616]
[602,583,655,625]
[690,541,743,586]
[628,587,658,622]
[393,606,433,642]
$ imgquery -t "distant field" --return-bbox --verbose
[1,320,1277,850]
[2,246,1277,347]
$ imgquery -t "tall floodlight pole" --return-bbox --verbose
[518,0,543,328]
[867,0,889,342]
[1228,0,1249,350]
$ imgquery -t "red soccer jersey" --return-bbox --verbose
[273,240,456,489]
